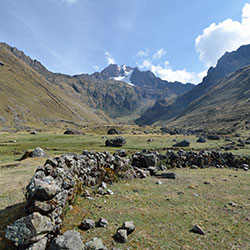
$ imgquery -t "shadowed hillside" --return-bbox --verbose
[136,44,250,126]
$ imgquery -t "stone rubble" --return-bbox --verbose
[5,148,250,249]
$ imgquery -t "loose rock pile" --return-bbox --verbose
[5,150,133,249]
[5,148,249,249]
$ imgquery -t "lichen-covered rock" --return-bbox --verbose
[173,140,190,147]
[114,229,127,243]
[25,237,48,250]
[121,221,135,234]
[26,177,61,201]
[5,212,53,245]
[79,219,95,231]
[105,137,126,147]
[48,230,83,250]
[84,237,107,250]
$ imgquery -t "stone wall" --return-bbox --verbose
[4,149,249,249]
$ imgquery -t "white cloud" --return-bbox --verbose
[136,49,149,58]
[152,48,166,60]
[104,52,116,65]
[195,3,250,67]
[61,0,77,4]
[137,58,204,84]
[136,49,205,84]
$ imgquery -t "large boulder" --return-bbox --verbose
[48,230,84,250]
[64,128,84,135]
[84,238,107,250]
[5,212,53,245]
[19,147,46,161]
[207,135,220,140]
[105,137,126,147]
[107,128,121,135]
[173,140,190,147]
[31,147,46,157]
[132,153,158,169]
[26,177,61,201]
[197,137,206,143]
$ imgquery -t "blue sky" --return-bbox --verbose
[1,0,250,83]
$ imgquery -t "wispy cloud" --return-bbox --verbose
[135,49,149,58]
[61,0,78,5]
[104,51,116,65]
[196,3,250,67]
[136,49,205,84]
[152,48,166,60]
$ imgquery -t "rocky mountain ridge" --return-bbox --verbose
[0,42,193,127]
[136,44,250,126]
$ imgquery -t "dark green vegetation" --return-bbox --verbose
[62,169,250,249]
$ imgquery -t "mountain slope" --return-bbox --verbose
[167,65,250,131]
[3,43,193,121]
[136,44,250,125]
[0,43,110,128]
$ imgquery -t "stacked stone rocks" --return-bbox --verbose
[5,150,133,249]
[164,149,250,169]
[5,149,249,249]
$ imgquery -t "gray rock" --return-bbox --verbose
[191,165,199,169]
[98,218,108,227]
[114,229,127,243]
[84,237,107,250]
[228,202,237,207]
[107,128,121,135]
[173,140,190,147]
[25,237,48,250]
[155,180,162,185]
[105,137,126,147]
[122,221,135,234]
[197,137,206,143]
[64,128,84,135]
[190,224,205,235]
[114,149,127,157]
[158,172,176,179]
[26,178,60,201]
[31,147,46,157]
[5,212,53,245]
[106,189,114,195]
[79,219,95,231]
[131,153,158,169]
[48,230,84,250]
[207,135,220,140]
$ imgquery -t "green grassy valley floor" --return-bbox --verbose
[0,126,249,249]
[62,169,250,250]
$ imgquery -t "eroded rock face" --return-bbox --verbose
[5,212,53,245]
[48,230,84,250]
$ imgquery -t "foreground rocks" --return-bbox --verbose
[5,148,250,249]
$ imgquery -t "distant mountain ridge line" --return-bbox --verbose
[136,43,250,127]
